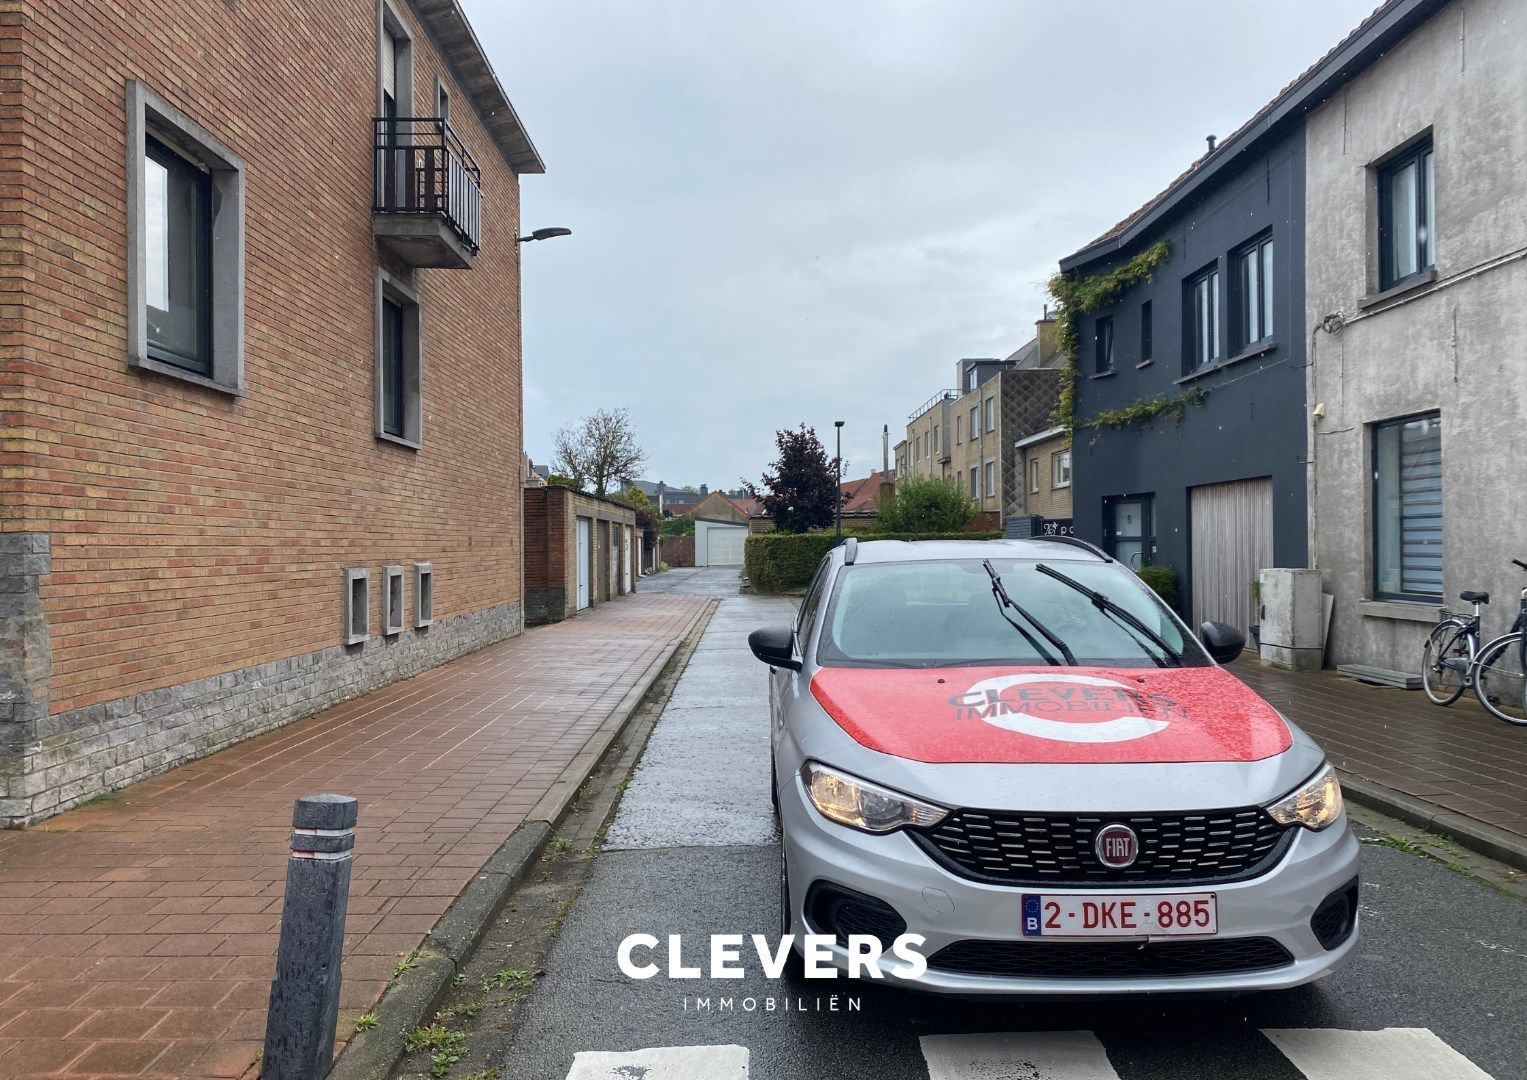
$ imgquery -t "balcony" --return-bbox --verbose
[372,117,482,269]
[908,389,960,423]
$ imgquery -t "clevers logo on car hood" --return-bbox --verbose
[809,666,1292,765]
[956,673,1170,743]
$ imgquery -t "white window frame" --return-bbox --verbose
[1029,458,1040,494]
[125,81,245,395]
[1052,450,1072,489]
[984,396,996,433]
[343,568,370,646]
[969,468,978,500]
[984,460,996,499]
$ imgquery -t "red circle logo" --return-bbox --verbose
[1094,823,1139,868]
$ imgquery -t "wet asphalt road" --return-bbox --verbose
[491,576,1527,1080]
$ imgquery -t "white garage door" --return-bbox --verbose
[705,525,747,566]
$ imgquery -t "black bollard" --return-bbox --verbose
[262,793,358,1080]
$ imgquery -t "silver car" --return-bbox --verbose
[750,537,1359,996]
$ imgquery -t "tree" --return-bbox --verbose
[745,425,840,534]
[875,475,976,534]
[552,408,647,497]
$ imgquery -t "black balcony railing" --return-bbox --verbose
[373,117,482,254]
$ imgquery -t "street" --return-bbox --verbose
[478,571,1527,1080]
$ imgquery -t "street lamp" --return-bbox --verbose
[834,420,845,542]
[516,227,572,243]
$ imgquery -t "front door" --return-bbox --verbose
[1190,477,1273,636]
[575,517,591,610]
[1103,495,1154,570]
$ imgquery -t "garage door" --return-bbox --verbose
[1190,477,1273,636]
[705,525,747,566]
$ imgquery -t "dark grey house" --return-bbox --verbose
[1059,112,1308,636]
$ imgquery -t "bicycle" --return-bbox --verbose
[1420,558,1527,725]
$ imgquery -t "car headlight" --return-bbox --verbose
[800,762,947,833]
[1266,763,1344,831]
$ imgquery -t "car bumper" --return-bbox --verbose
[780,772,1361,996]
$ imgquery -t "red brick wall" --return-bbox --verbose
[2,0,526,713]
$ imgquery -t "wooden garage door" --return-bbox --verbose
[1190,478,1273,635]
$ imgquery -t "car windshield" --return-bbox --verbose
[816,558,1207,668]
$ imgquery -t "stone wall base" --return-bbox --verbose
[0,600,524,826]
[524,586,568,626]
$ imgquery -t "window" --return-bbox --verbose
[966,367,978,391]
[378,2,414,213]
[414,562,434,627]
[955,415,962,444]
[144,139,212,374]
[969,406,979,439]
[383,565,405,636]
[1186,264,1221,371]
[1093,316,1115,374]
[932,424,940,455]
[984,396,996,433]
[343,568,370,645]
[1052,450,1072,489]
[377,270,422,446]
[1029,458,1040,494]
[984,460,996,500]
[969,468,979,500]
[1140,301,1152,364]
[126,82,245,393]
[1373,412,1442,601]
[1379,140,1434,289]
[1235,235,1275,349]
[435,78,451,124]
[915,435,922,460]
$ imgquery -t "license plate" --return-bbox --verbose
[1022,892,1218,937]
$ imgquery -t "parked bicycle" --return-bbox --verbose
[1420,558,1527,725]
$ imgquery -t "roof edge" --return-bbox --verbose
[1059,0,1450,273]
[411,0,546,175]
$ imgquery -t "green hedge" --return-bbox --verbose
[743,531,1003,593]
[1135,564,1180,610]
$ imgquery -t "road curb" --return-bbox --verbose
[1339,771,1527,873]
[328,598,719,1080]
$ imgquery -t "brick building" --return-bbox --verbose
[522,487,637,625]
[0,0,543,823]
[899,318,1066,517]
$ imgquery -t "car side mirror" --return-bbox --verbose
[749,626,800,671]
[1199,620,1247,664]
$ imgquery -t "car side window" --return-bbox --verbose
[795,557,832,654]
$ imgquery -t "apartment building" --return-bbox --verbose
[0,0,543,822]
[900,319,1065,517]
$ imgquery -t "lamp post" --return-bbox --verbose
[834,420,845,542]
[516,226,573,243]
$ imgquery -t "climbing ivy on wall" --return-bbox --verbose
[1089,387,1208,431]
[1045,240,1176,435]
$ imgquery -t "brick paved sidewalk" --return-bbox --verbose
[0,593,710,1079]
[1232,658,1527,841]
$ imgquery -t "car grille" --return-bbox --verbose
[911,807,1291,887]
[928,937,1294,980]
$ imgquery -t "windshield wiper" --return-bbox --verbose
[1034,563,1184,667]
[983,560,1076,666]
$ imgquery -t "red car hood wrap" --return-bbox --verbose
[808,666,1292,765]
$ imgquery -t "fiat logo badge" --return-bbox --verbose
[1094,823,1139,869]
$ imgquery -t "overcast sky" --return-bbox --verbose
[462,0,1377,489]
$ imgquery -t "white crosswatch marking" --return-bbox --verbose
[919,1031,1123,1080]
[1263,1028,1496,1080]
[565,1044,749,1080]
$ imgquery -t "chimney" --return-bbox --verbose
[1205,134,1217,154]
[1036,313,1060,366]
[700,483,708,497]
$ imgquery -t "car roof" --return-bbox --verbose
[838,538,1107,566]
